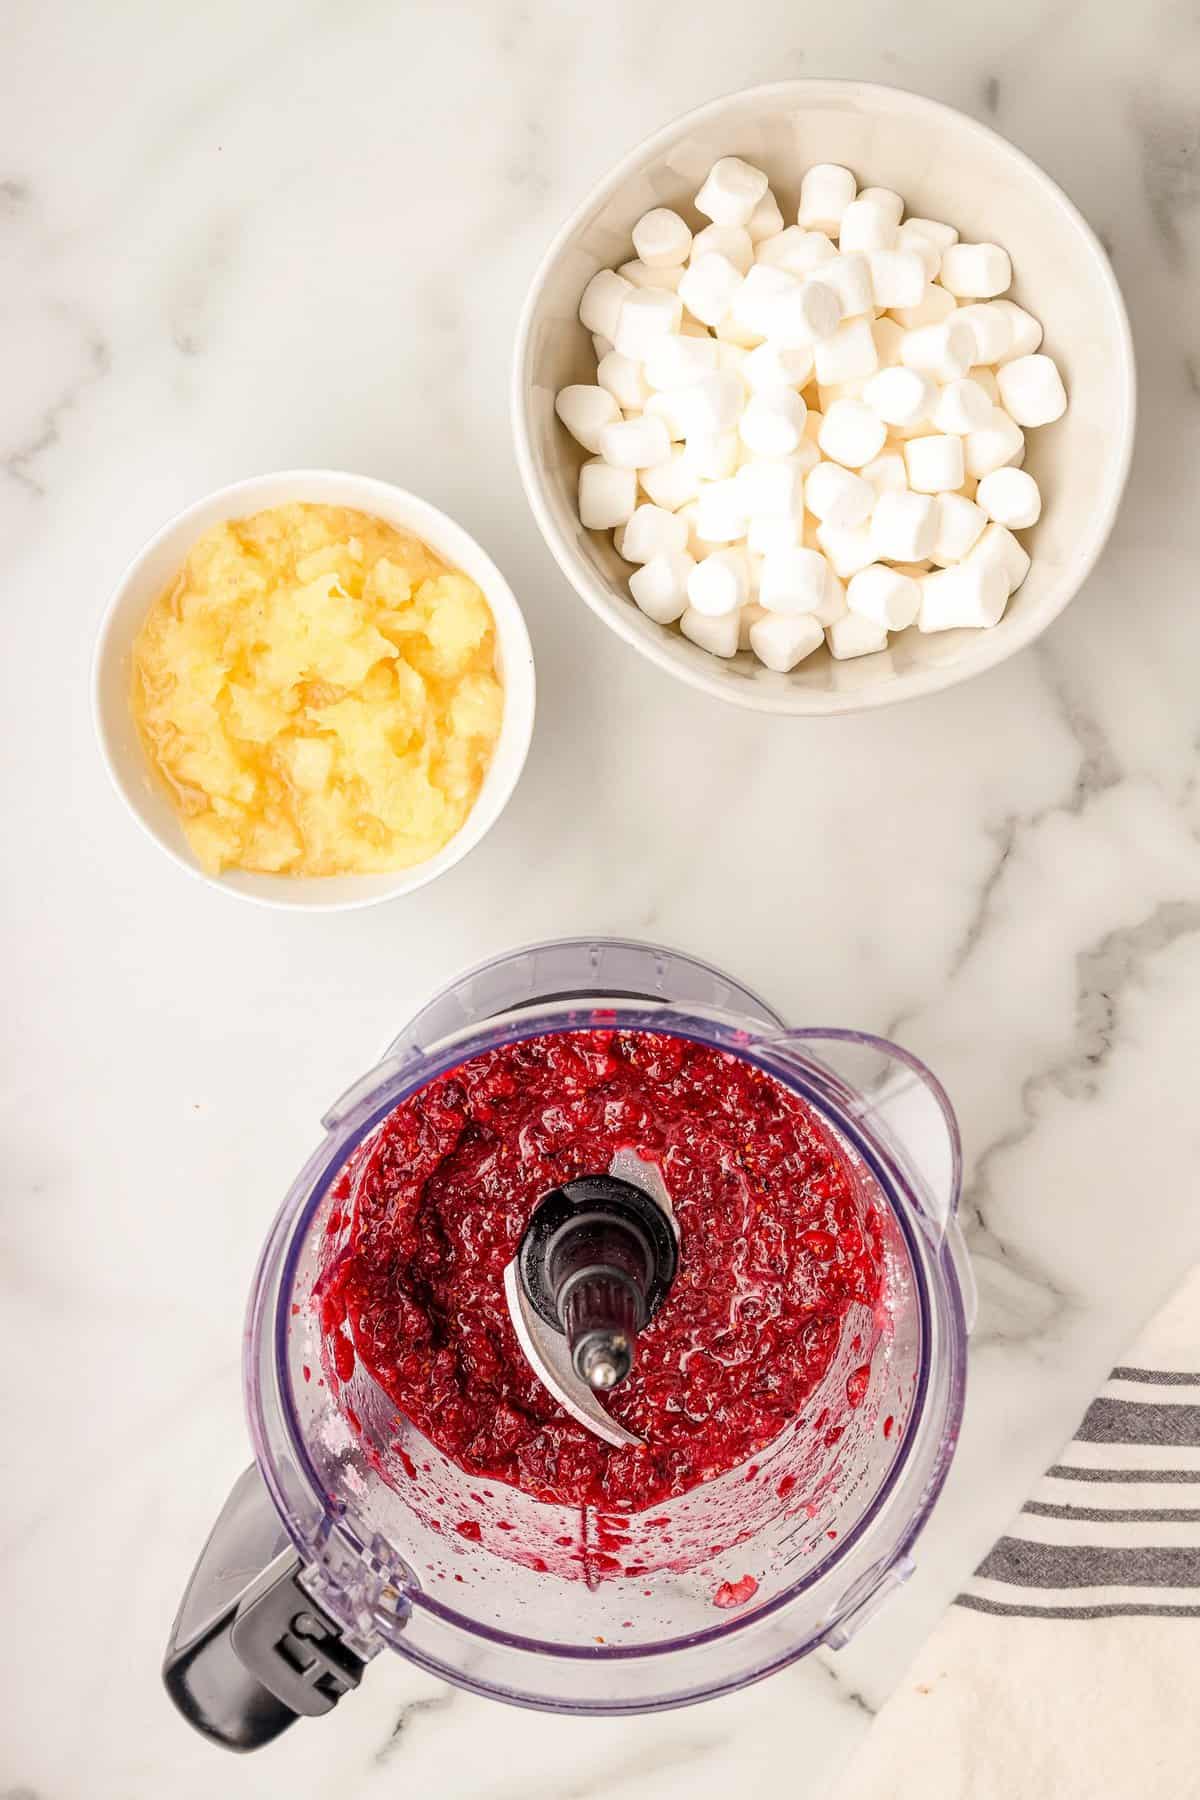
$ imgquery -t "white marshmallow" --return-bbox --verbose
[715,314,763,350]
[904,434,965,494]
[964,405,1026,477]
[814,316,880,385]
[756,227,838,273]
[758,546,829,614]
[991,300,1044,361]
[738,387,806,456]
[839,197,897,253]
[680,606,740,656]
[555,383,620,451]
[683,430,741,480]
[578,460,637,530]
[976,466,1042,528]
[747,189,785,242]
[643,334,720,391]
[918,559,1009,631]
[872,316,906,368]
[599,413,673,470]
[639,449,702,511]
[677,501,713,560]
[735,456,805,519]
[696,157,769,226]
[620,259,683,292]
[750,609,824,670]
[619,503,690,563]
[613,287,684,358]
[691,223,755,274]
[816,519,877,578]
[827,612,889,658]
[804,459,875,527]
[863,365,933,427]
[797,163,857,232]
[597,351,650,412]
[930,492,987,565]
[862,449,908,496]
[900,320,976,382]
[900,217,959,253]
[813,568,848,626]
[847,563,921,630]
[629,551,694,622]
[687,546,751,614]
[632,208,693,268]
[678,253,744,327]
[939,242,1012,299]
[743,339,813,390]
[818,398,888,468]
[996,354,1067,426]
[859,187,905,227]
[954,302,1011,365]
[694,478,748,544]
[717,342,750,379]
[732,263,800,335]
[747,514,802,554]
[866,249,927,310]
[870,489,938,561]
[763,278,842,347]
[891,283,958,330]
[894,230,941,282]
[644,390,688,442]
[969,521,1032,592]
[674,370,745,439]
[821,252,874,318]
[579,269,634,339]
[933,377,994,435]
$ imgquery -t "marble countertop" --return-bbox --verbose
[4,1,1199,1794]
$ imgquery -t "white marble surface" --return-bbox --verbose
[3,1,1199,1794]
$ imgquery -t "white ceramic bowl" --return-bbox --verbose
[513,80,1135,715]
[93,470,535,910]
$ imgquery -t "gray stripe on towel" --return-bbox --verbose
[1048,1464,1200,1484]
[976,1538,1200,1590]
[1077,1397,1200,1446]
[956,1595,1200,1621]
[1024,1502,1200,1523]
[1110,1366,1200,1386]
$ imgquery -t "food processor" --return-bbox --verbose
[165,937,974,1752]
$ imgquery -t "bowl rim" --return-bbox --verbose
[512,76,1137,716]
[91,469,536,912]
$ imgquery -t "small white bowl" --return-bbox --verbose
[513,80,1135,715]
[92,470,535,910]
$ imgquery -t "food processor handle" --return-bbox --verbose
[163,1464,366,1752]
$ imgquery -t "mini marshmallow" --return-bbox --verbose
[677,253,744,327]
[696,157,769,227]
[939,242,1012,299]
[694,479,748,544]
[969,521,1032,592]
[820,252,874,318]
[691,223,755,274]
[963,405,1026,478]
[818,398,888,468]
[872,316,905,368]
[933,377,994,435]
[683,430,741,480]
[955,302,1012,366]
[747,514,802,554]
[578,460,637,530]
[680,606,739,656]
[717,344,751,379]
[597,351,650,412]
[816,519,877,578]
[870,489,938,561]
[750,609,824,670]
[827,612,889,658]
[992,300,1043,362]
[996,354,1067,426]
[613,286,684,358]
[900,217,960,253]
[619,503,690,563]
[579,269,634,339]
[756,227,838,273]
[847,563,921,630]
[918,559,1009,631]
[645,390,688,442]
[599,414,673,470]
[804,459,875,527]
[674,370,745,439]
[734,456,805,519]
[732,263,801,335]
[743,340,814,390]
[643,334,720,390]
[687,546,751,614]
[763,278,842,347]
[904,434,965,494]
[891,283,958,330]
[867,249,927,310]
[894,230,941,282]
[739,387,808,456]
[976,466,1042,528]
[859,187,905,227]
[747,189,785,242]
[632,208,693,268]
[555,383,620,451]
[620,259,682,292]
[900,320,976,382]
[863,365,933,427]
[639,449,702,512]
[930,492,987,566]
[628,551,694,622]
[839,197,897,253]
[814,317,880,386]
[861,449,908,496]
[798,163,858,233]
[758,546,829,614]
[813,568,848,626]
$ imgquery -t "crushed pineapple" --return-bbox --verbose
[130,504,504,876]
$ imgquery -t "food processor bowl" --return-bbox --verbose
[165,939,973,1749]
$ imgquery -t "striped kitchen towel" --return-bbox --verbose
[838,1264,1200,1800]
